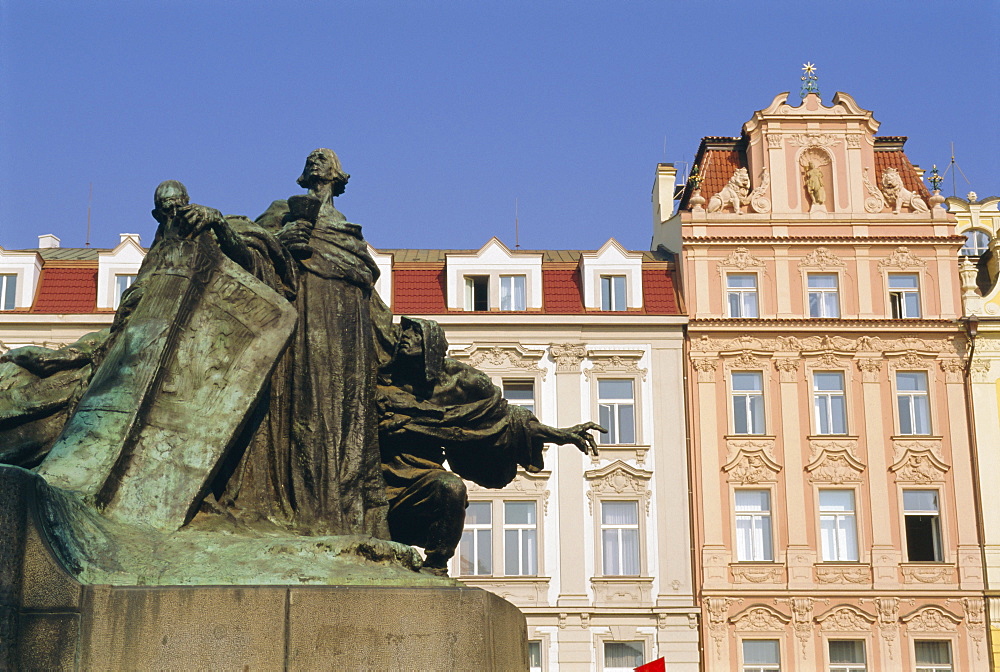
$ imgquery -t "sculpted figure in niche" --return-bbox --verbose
[802,160,826,206]
[378,317,603,575]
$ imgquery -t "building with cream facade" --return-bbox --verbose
[0,233,699,670]
[654,90,987,671]
[952,193,1000,669]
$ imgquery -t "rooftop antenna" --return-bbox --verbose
[941,142,971,197]
[85,182,93,247]
[514,198,520,250]
[663,135,667,161]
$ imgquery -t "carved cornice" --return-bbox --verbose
[584,460,652,514]
[549,343,586,372]
[724,448,782,485]
[798,246,845,270]
[584,354,647,381]
[716,247,766,275]
[878,246,927,270]
[690,334,959,357]
[901,606,962,631]
[816,605,876,631]
[806,441,865,484]
[453,344,547,379]
[730,605,790,632]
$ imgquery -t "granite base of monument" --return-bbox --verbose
[0,467,528,670]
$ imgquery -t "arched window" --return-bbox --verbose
[960,229,990,256]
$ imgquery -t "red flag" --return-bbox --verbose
[635,658,666,672]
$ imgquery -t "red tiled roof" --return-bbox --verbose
[642,268,680,314]
[392,267,447,313]
[874,149,930,199]
[542,268,584,313]
[32,266,97,313]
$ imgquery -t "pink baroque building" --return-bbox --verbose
[653,91,986,671]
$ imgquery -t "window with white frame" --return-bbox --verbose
[819,490,859,562]
[503,501,537,576]
[598,378,636,445]
[499,274,526,311]
[828,639,866,672]
[604,641,644,672]
[601,275,626,311]
[888,273,920,318]
[601,500,640,576]
[960,229,990,257]
[114,274,137,310]
[903,490,943,562]
[727,273,759,318]
[464,275,489,311]
[896,371,930,435]
[528,641,543,672]
[813,372,847,435]
[459,501,492,575]
[0,274,16,311]
[742,639,780,672]
[808,273,840,318]
[502,379,535,414]
[732,372,765,435]
[735,490,773,562]
[914,640,952,672]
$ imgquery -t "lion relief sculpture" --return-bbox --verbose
[708,167,751,214]
[881,167,929,214]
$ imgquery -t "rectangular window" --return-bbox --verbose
[819,490,859,562]
[808,273,840,318]
[914,640,952,672]
[114,274,137,310]
[732,372,765,435]
[888,273,920,318]
[459,501,493,575]
[896,372,930,435]
[0,274,16,311]
[727,273,759,318]
[813,372,847,435]
[828,639,866,672]
[502,379,535,414]
[464,275,489,311]
[601,275,627,311]
[904,490,943,562]
[735,490,773,562]
[601,501,640,575]
[598,379,636,445]
[499,274,526,311]
[504,501,537,576]
[528,641,542,672]
[604,641,644,672]
[742,639,780,672]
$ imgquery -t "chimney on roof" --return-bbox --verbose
[38,234,61,249]
[120,233,141,246]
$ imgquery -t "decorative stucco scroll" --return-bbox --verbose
[453,344,547,379]
[862,167,887,213]
[787,133,840,148]
[748,168,771,214]
[716,247,766,274]
[705,597,737,660]
[902,606,962,632]
[890,443,949,484]
[724,351,766,370]
[855,357,883,382]
[691,357,718,383]
[549,343,587,372]
[806,441,865,484]
[773,357,799,382]
[724,447,781,485]
[815,565,870,585]
[730,605,790,632]
[816,605,876,632]
[730,564,784,584]
[798,246,845,270]
[878,246,927,270]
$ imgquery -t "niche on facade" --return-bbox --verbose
[797,146,835,214]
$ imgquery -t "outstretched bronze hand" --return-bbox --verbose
[529,420,605,457]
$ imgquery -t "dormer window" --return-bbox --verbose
[1,274,16,311]
[960,229,990,257]
[499,275,526,311]
[114,274,137,309]
[601,275,626,311]
[464,275,489,311]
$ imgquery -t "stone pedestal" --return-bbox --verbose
[1,467,527,670]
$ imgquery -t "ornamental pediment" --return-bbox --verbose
[901,606,962,632]
[816,605,876,632]
[584,460,652,514]
[806,441,865,484]
[730,605,790,632]
[451,343,547,378]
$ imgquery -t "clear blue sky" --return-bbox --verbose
[1,1,997,252]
